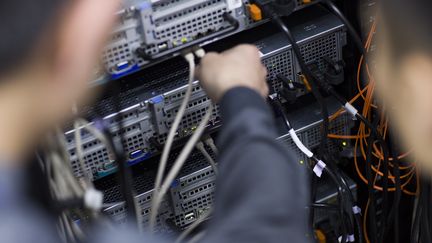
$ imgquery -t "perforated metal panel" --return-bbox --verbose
[262,50,295,93]
[302,112,351,150]
[277,110,353,164]
[104,190,172,233]
[259,21,345,96]
[279,135,308,163]
[150,82,220,137]
[65,104,154,179]
[103,43,133,67]
[171,165,216,215]
[100,147,217,231]
[299,32,340,73]
[96,0,251,78]
[154,1,228,42]
[94,0,324,82]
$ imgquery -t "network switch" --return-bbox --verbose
[93,0,323,84]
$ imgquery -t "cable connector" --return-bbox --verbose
[84,188,103,211]
[204,137,218,155]
[183,52,195,63]
[196,141,218,174]
[194,48,206,59]
[251,0,295,17]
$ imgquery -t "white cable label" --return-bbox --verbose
[226,0,242,10]
[313,160,326,178]
[338,235,355,243]
[352,205,361,215]
[289,129,313,158]
[344,102,358,118]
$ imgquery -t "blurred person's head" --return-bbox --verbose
[376,0,432,171]
[0,0,119,160]
[0,0,119,82]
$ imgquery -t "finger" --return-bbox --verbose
[200,52,220,64]
[261,65,268,78]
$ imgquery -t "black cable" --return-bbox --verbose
[339,169,364,243]
[365,116,379,243]
[310,203,339,211]
[346,113,390,229]
[321,162,349,243]
[322,0,366,56]
[386,141,401,243]
[269,14,330,158]
[272,97,350,242]
[411,192,421,243]
[53,198,84,213]
[316,66,391,242]
[358,113,390,243]
[307,64,375,242]
[273,96,362,242]
[323,158,363,243]
[421,181,432,243]
[102,86,138,226]
[321,6,392,238]
[310,175,318,228]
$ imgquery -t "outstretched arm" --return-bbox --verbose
[197,45,311,243]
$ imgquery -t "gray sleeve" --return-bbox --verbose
[204,87,311,243]
[0,166,60,243]
[0,166,169,243]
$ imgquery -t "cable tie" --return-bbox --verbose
[313,160,326,178]
[289,129,313,158]
[344,102,358,119]
[352,205,361,215]
[84,188,103,211]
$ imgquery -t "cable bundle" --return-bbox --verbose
[326,17,418,243]
[149,49,215,232]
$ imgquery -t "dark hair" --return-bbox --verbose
[381,0,432,60]
[0,0,65,74]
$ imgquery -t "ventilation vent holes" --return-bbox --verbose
[299,33,339,72]
[262,50,294,93]
[103,43,132,68]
